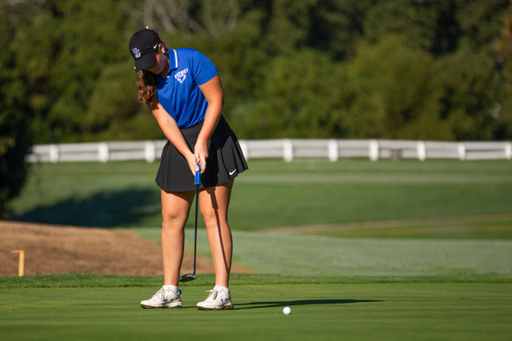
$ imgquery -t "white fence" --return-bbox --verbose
[27,139,512,163]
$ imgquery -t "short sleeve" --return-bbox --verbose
[191,50,218,86]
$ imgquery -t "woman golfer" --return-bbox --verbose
[129,28,248,310]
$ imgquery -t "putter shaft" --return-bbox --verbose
[179,164,200,283]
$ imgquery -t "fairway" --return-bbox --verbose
[9,159,512,230]
[129,227,512,277]
[1,281,511,341]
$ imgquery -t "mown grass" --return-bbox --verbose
[127,227,512,277]
[298,217,512,239]
[1,281,511,341]
[8,159,512,230]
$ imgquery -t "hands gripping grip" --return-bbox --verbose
[194,163,201,185]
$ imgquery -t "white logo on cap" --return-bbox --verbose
[175,68,189,83]
[132,47,141,58]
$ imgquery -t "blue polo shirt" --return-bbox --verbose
[156,48,218,128]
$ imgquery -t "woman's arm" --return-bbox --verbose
[149,101,199,175]
[195,75,224,172]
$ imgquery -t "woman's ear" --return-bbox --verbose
[158,43,166,53]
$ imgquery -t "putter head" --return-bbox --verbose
[178,273,197,282]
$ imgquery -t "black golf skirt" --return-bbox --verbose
[155,116,248,192]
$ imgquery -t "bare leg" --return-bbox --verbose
[161,189,195,286]
[199,179,234,288]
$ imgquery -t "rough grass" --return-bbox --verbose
[2,273,512,289]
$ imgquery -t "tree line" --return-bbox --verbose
[1,0,512,216]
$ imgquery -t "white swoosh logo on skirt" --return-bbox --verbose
[229,169,237,176]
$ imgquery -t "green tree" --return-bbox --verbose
[309,0,377,60]
[229,49,350,139]
[345,35,449,139]
[363,0,454,54]
[262,0,319,55]
[0,0,34,217]
[455,0,511,51]
[2,0,510,145]
[362,0,509,56]
[435,46,502,140]
[0,110,31,219]
[494,0,512,140]
[3,0,138,143]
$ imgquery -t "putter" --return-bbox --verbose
[178,163,201,282]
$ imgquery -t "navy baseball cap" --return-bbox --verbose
[129,28,162,72]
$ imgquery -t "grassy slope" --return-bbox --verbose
[128,227,512,277]
[301,218,512,239]
[8,159,512,230]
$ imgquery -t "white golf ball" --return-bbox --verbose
[283,306,291,315]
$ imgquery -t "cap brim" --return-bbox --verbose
[134,51,156,72]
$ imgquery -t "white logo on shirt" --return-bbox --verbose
[175,68,189,83]
[132,47,141,58]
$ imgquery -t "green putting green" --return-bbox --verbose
[0,280,511,341]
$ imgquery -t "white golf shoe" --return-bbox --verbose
[196,288,234,310]
[140,285,183,309]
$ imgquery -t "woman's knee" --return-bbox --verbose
[201,206,229,229]
[199,184,232,227]
[161,209,189,230]
[200,206,218,227]
[160,190,194,230]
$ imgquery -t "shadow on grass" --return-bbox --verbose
[235,299,382,310]
[9,188,160,228]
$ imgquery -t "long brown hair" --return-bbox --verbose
[136,32,167,106]
[137,70,158,105]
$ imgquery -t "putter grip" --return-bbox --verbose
[194,163,201,185]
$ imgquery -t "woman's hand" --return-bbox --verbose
[194,140,208,174]
[185,152,201,176]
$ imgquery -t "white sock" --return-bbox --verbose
[164,284,179,295]
[214,285,230,295]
